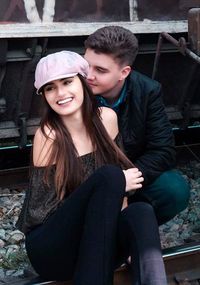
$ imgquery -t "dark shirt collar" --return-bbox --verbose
[96,81,127,113]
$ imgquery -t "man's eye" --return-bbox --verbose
[96,68,107,73]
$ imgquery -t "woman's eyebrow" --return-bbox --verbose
[60,77,74,81]
[43,82,53,88]
[43,77,75,88]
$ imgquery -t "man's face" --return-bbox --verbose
[84,48,129,101]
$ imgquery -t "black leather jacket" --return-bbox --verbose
[117,71,176,186]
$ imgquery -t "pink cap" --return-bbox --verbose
[34,51,89,92]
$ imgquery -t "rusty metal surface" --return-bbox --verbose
[151,31,200,128]
[152,31,200,82]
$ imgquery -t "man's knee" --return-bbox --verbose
[128,170,191,225]
[152,170,190,224]
[157,170,190,212]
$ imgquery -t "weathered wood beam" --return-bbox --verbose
[0,21,187,38]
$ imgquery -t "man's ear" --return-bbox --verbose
[120,66,132,80]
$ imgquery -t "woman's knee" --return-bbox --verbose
[95,165,126,193]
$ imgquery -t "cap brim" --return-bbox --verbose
[36,72,78,94]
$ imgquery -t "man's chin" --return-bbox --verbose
[90,87,99,95]
[87,84,98,94]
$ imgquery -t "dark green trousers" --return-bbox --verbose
[128,170,190,225]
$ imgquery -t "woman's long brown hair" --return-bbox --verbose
[39,74,134,199]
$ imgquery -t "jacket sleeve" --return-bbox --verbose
[133,84,176,186]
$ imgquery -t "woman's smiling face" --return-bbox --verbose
[43,76,84,118]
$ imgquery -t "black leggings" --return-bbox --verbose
[25,165,167,285]
[117,203,167,285]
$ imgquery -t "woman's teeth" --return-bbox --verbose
[57,98,73,105]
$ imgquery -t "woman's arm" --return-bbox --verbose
[33,126,55,167]
[99,106,119,140]
[100,107,144,209]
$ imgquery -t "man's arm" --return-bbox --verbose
[133,84,176,186]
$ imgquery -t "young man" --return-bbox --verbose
[84,25,190,225]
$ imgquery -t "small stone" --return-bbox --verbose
[8,231,24,244]
[0,239,5,248]
[0,229,6,240]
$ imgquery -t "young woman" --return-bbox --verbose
[16,51,167,285]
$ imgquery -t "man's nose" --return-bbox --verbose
[87,68,95,80]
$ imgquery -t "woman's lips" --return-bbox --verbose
[57,97,73,105]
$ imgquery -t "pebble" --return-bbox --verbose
[0,163,200,280]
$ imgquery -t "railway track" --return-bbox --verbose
[164,242,200,284]
[1,125,200,187]
[0,166,29,189]
[0,144,199,190]
[2,242,200,285]
[1,126,200,188]
[0,147,200,190]
[0,145,30,189]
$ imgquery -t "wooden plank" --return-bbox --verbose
[0,119,39,139]
[0,21,188,38]
[163,243,200,285]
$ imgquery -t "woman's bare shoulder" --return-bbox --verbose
[33,126,55,167]
[99,107,119,139]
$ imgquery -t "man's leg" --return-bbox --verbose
[128,170,190,225]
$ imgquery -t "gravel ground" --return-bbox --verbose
[0,160,200,281]
[160,161,200,247]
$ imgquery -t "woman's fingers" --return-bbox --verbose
[123,168,144,192]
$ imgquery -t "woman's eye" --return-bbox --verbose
[44,86,54,92]
[63,79,73,85]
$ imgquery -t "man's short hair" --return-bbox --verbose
[84,25,138,67]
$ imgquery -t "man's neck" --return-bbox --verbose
[100,80,125,105]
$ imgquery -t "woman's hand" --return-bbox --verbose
[123,168,144,192]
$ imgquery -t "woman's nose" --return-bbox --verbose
[57,85,66,96]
